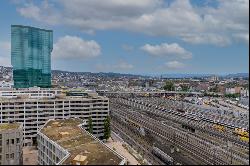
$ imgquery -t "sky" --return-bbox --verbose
[0,0,249,75]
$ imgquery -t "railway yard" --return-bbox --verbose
[107,93,249,165]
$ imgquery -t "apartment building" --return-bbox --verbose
[0,123,23,165]
[37,118,126,165]
[0,88,109,146]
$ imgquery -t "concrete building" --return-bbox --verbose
[209,75,219,82]
[226,88,236,94]
[240,89,249,97]
[0,88,109,146]
[0,123,23,165]
[37,118,126,165]
[0,87,62,99]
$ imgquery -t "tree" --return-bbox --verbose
[104,116,111,140]
[180,85,189,92]
[163,81,174,91]
[225,93,240,98]
[88,117,93,134]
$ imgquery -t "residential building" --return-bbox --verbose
[226,88,236,94]
[209,75,219,82]
[11,25,53,88]
[0,123,23,165]
[0,88,109,146]
[37,118,126,165]
[240,89,249,97]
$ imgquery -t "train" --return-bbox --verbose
[152,147,174,165]
[131,99,249,141]
[234,128,249,138]
[213,124,225,132]
[240,136,249,143]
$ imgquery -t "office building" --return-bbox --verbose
[11,25,53,88]
[0,123,23,165]
[0,88,109,146]
[37,118,126,165]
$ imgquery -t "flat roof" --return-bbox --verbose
[0,95,108,102]
[41,119,123,165]
[0,123,21,132]
[11,25,53,32]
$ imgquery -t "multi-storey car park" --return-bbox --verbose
[37,118,126,165]
[105,92,249,165]
[0,87,109,146]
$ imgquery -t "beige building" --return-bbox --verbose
[37,118,126,165]
[0,88,109,146]
[0,123,23,165]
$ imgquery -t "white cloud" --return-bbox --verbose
[164,61,185,70]
[141,43,192,59]
[181,33,232,46]
[114,61,134,70]
[17,1,60,25]
[16,0,249,46]
[52,36,101,60]
[95,61,134,71]
[233,33,249,45]
[0,41,11,67]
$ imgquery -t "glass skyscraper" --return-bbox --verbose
[11,25,53,88]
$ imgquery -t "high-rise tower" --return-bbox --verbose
[11,25,53,88]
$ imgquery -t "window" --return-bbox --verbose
[6,140,9,145]
[16,138,20,143]
[10,153,14,159]
[6,154,9,159]
[11,139,15,144]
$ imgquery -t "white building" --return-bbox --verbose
[0,88,109,146]
[0,123,23,165]
[226,88,236,94]
[240,89,249,97]
[0,87,62,99]
[0,81,13,88]
[37,118,126,165]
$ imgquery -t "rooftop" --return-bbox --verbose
[11,25,53,32]
[41,118,124,165]
[0,123,21,132]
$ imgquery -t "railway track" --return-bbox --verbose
[110,98,249,165]
[115,97,248,147]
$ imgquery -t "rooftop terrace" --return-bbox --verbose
[41,118,124,165]
[0,123,21,132]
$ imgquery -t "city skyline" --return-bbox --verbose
[0,0,249,75]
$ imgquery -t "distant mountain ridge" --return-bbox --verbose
[224,73,249,78]
[0,66,248,79]
[159,73,249,79]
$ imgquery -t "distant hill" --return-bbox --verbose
[224,73,249,78]
[160,73,249,79]
[0,66,248,79]
[160,74,214,79]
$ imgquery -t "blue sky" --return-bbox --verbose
[0,0,249,75]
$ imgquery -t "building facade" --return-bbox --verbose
[11,25,53,88]
[0,89,109,146]
[0,123,23,165]
[37,119,126,165]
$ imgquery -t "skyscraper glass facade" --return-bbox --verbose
[11,25,53,88]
